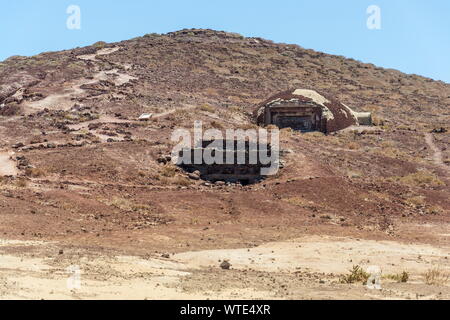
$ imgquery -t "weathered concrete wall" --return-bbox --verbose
[354,112,372,126]
[177,140,277,184]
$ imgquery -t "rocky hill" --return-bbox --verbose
[0,29,448,282]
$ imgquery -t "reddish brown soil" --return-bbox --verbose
[0,29,448,299]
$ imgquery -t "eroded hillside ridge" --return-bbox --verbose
[0,29,448,295]
[1,29,449,123]
[0,28,449,300]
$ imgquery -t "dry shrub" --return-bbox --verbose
[173,108,190,120]
[172,176,193,186]
[372,114,385,126]
[347,170,362,179]
[158,176,171,185]
[209,121,224,129]
[384,271,409,283]
[105,197,153,213]
[405,196,426,207]
[397,124,412,130]
[424,267,449,285]
[228,105,243,113]
[204,88,219,96]
[283,197,312,207]
[339,265,370,284]
[138,170,147,177]
[279,127,294,141]
[238,123,259,130]
[160,165,178,177]
[15,178,28,188]
[377,147,408,159]
[347,142,360,150]
[381,141,396,148]
[425,205,444,215]
[397,170,445,187]
[25,167,46,177]
[108,197,133,211]
[303,131,325,140]
[93,41,106,49]
[198,104,215,113]
[266,124,278,130]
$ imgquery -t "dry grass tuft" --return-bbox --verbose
[346,142,360,150]
[160,165,178,178]
[397,170,445,187]
[283,197,313,207]
[372,114,385,126]
[15,178,28,188]
[266,124,278,130]
[339,265,370,284]
[102,197,155,214]
[198,104,215,113]
[405,196,426,207]
[384,271,409,283]
[172,176,193,186]
[302,131,325,141]
[423,267,449,285]
[25,168,46,177]
[209,121,224,129]
[238,123,259,130]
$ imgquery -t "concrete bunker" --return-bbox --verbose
[254,89,372,133]
[177,139,278,185]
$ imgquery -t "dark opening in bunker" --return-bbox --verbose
[176,139,279,184]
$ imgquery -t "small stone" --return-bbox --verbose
[188,172,200,180]
[12,142,24,149]
[220,260,231,270]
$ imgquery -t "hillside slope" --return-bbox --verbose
[0,29,448,299]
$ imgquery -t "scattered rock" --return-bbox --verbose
[431,127,447,134]
[188,170,201,180]
[12,142,24,149]
[188,172,200,180]
[157,155,172,164]
[220,260,231,270]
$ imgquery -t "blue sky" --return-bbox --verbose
[1,0,449,83]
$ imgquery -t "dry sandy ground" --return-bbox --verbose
[1,234,448,300]
[0,151,18,176]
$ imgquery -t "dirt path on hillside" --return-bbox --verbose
[67,105,194,135]
[67,115,137,131]
[25,70,135,113]
[0,151,17,176]
[78,46,136,85]
[21,47,135,113]
[1,235,448,300]
[152,105,196,119]
[77,47,121,62]
[425,133,448,174]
